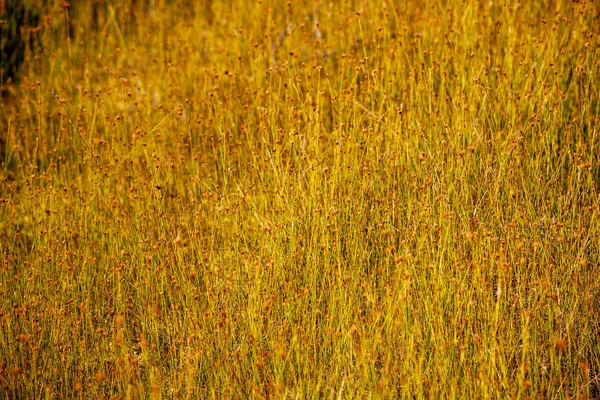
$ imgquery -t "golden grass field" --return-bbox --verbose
[1,0,599,398]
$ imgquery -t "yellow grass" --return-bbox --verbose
[1,0,599,398]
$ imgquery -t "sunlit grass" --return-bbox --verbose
[1,0,599,398]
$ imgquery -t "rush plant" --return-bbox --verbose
[1,0,598,398]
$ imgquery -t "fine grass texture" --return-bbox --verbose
[1,0,599,398]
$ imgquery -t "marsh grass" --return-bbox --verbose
[1,0,599,398]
